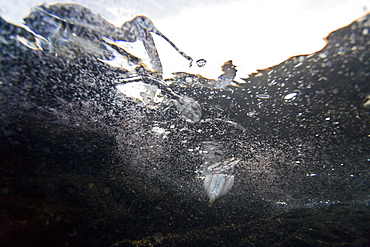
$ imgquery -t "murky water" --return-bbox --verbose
[0,3,369,246]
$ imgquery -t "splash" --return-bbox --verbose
[21,3,197,76]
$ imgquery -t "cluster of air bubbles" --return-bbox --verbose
[196,141,240,206]
[174,96,202,123]
[203,158,240,206]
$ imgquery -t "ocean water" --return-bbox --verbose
[0,3,369,246]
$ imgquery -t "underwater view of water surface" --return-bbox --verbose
[0,1,369,246]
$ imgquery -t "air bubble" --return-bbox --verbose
[256,94,270,99]
[196,59,207,67]
[282,90,301,103]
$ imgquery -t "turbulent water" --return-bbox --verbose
[0,3,369,246]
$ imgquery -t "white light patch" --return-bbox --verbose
[153,0,369,79]
[284,92,299,100]
[116,81,165,106]
[114,40,154,71]
[1,0,368,80]
[151,126,170,138]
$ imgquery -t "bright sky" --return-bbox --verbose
[153,0,369,79]
[0,0,368,79]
